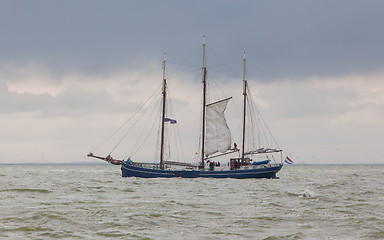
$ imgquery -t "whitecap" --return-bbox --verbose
[298,189,316,198]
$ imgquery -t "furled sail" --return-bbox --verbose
[205,97,232,156]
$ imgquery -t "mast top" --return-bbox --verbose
[243,52,246,82]
[202,36,206,70]
[162,53,166,81]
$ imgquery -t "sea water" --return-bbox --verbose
[0,164,383,239]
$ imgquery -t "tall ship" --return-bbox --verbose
[88,39,283,178]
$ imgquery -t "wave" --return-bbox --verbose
[0,188,50,193]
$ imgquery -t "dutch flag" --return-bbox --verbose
[284,156,294,164]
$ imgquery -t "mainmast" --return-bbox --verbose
[241,52,247,159]
[201,36,207,168]
[160,54,167,170]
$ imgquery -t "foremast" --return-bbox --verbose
[160,55,167,170]
[241,52,247,160]
[200,37,207,168]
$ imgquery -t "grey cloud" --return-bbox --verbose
[43,87,139,117]
[0,80,134,116]
[1,1,383,79]
[0,81,52,113]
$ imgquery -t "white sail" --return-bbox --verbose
[205,98,232,156]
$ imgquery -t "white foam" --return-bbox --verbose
[298,189,316,198]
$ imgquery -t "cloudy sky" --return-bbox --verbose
[1,0,383,164]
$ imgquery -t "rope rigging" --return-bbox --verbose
[91,42,281,166]
[167,44,202,79]
[92,84,162,153]
[129,99,162,158]
[93,69,187,164]
[109,92,161,155]
[246,85,281,151]
[166,89,186,163]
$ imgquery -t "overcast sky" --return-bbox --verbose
[1,1,383,164]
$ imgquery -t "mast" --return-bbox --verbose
[201,36,207,168]
[241,52,247,159]
[160,54,167,170]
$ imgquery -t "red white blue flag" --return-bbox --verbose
[284,156,294,164]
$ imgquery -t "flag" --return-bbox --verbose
[164,118,177,124]
[284,156,293,164]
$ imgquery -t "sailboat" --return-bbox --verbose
[88,40,283,179]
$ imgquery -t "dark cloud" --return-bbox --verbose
[1,1,383,79]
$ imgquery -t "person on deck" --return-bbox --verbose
[209,161,214,171]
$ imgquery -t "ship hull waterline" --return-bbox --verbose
[121,162,283,179]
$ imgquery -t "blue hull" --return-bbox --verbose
[121,162,282,179]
